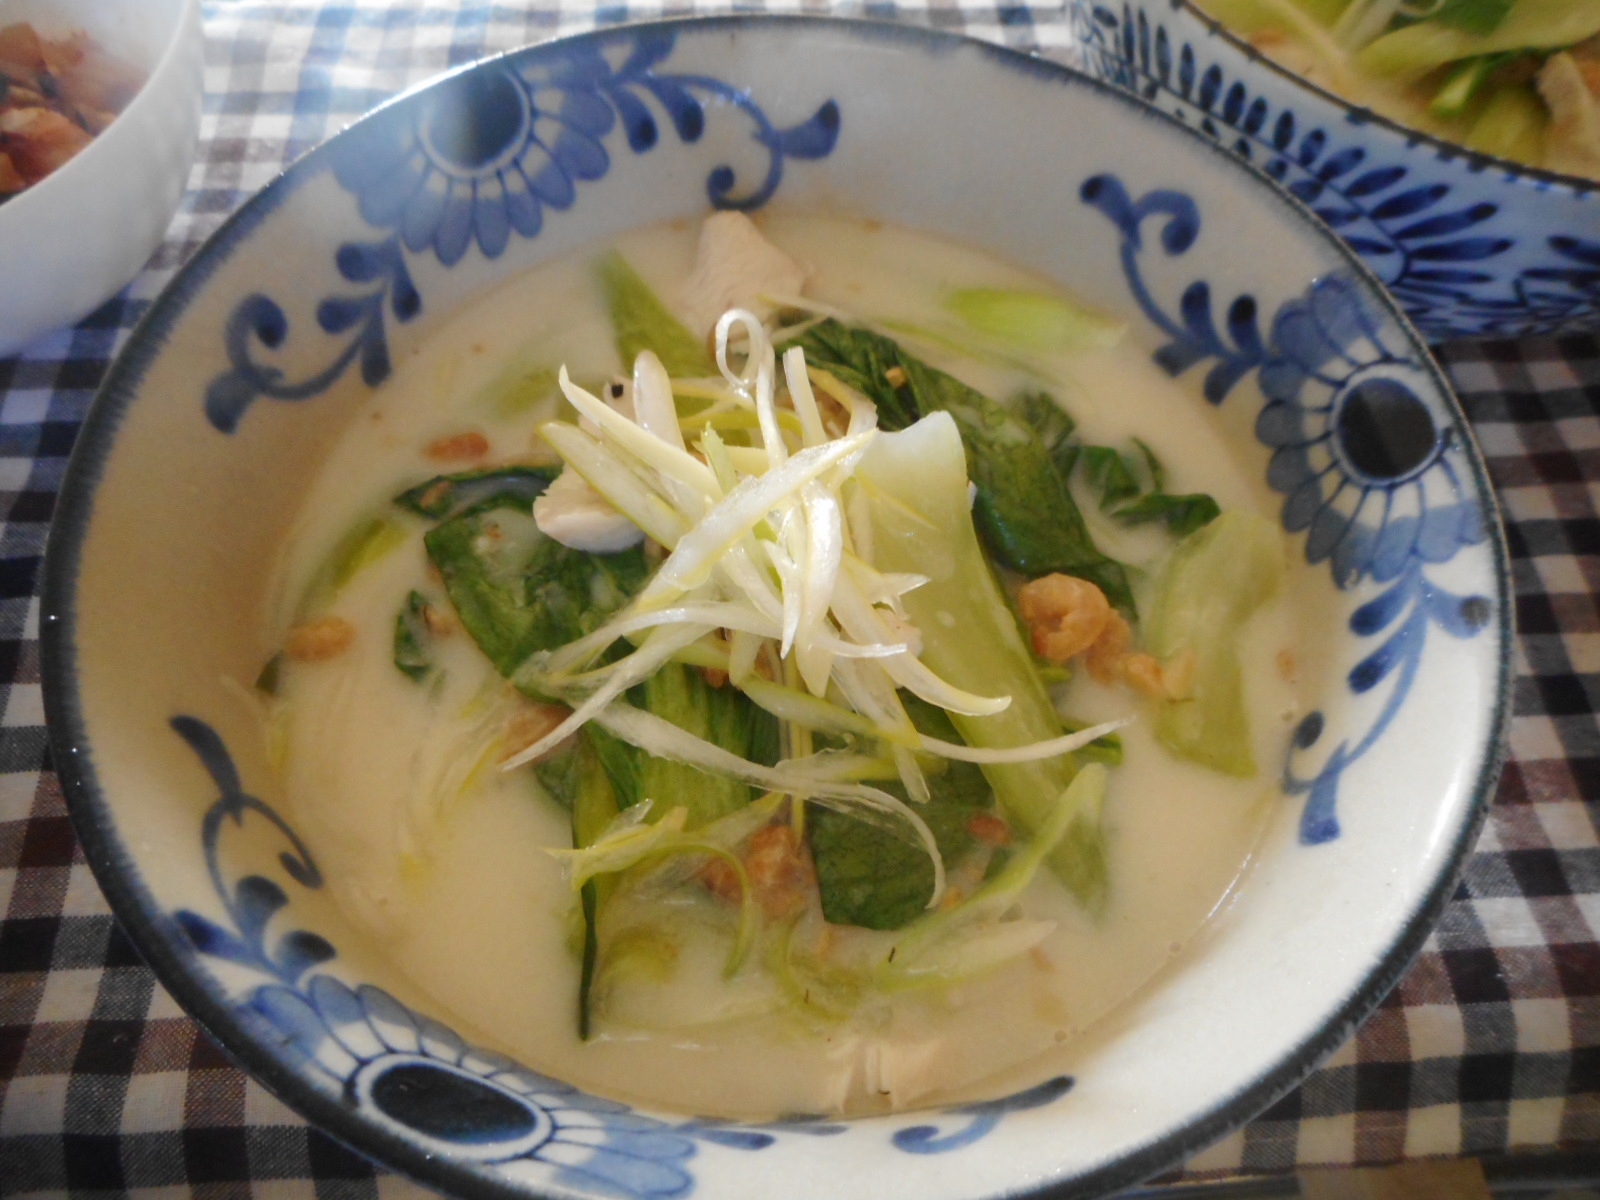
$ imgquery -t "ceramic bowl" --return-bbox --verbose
[42,17,1509,1200]
[0,0,203,358]
[1062,0,1600,342]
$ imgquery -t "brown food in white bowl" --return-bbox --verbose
[0,0,201,358]
[0,21,146,200]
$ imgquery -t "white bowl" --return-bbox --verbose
[0,0,203,358]
[42,18,1509,1200]
[1064,0,1600,342]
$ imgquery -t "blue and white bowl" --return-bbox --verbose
[1064,0,1600,342]
[42,17,1509,1200]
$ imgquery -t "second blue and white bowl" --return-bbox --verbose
[1066,0,1600,342]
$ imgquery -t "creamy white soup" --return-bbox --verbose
[262,213,1303,1119]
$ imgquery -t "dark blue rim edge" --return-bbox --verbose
[37,14,1513,1200]
[1153,0,1599,198]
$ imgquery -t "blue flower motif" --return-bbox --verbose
[251,974,697,1198]
[332,54,616,268]
[329,34,841,269]
[1254,274,1486,588]
[1082,178,1496,846]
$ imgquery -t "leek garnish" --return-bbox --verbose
[503,302,1157,914]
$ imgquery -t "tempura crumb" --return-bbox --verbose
[425,430,490,462]
[1017,574,1113,664]
[502,701,572,765]
[285,616,356,662]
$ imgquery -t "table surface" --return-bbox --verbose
[0,2,1596,1196]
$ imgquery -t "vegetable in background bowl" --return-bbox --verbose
[1195,0,1600,179]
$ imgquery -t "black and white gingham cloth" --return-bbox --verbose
[1,3,1597,1194]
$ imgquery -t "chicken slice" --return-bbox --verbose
[532,467,645,553]
[680,211,808,338]
[1538,50,1600,181]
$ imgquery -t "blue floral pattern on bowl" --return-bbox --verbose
[1066,0,1600,341]
[203,29,839,435]
[1081,174,1491,842]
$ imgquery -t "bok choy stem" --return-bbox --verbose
[854,413,1110,911]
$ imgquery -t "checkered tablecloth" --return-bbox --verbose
[0,2,1596,1196]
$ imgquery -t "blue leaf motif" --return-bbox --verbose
[1317,146,1364,181]
[1296,128,1326,167]
[1222,80,1246,124]
[1345,166,1405,198]
[1289,176,1326,205]
[608,84,659,151]
[1412,238,1512,262]
[1269,111,1293,151]
[893,1077,1074,1154]
[1242,96,1268,135]
[172,909,256,968]
[1395,204,1495,240]
[1299,757,1346,844]
[275,929,338,981]
[1436,593,1493,637]
[1549,234,1600,267]
[1401,270,1478,287]
[695,1128,776,1149]
[168,717,328,986]
[1350,575,1410,635]
[1348,612,1418,693]
[1370,184,1448,220]
[776,100,842,158]
[233,875,288,946]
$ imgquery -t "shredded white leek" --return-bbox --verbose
[918,718,1128,765]
[509,309,1128,897]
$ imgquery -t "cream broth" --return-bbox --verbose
[267,215,1302,1118]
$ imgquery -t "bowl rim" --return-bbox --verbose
[38,13,1513,1200]
[0,0,202,232]
[1128,0,1600,197]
